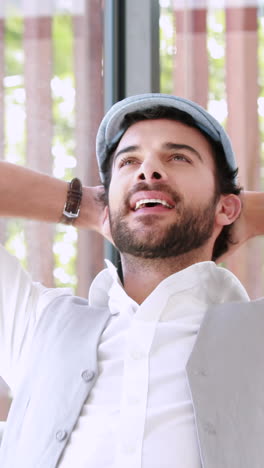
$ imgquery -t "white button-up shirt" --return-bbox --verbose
[58,260,249,468]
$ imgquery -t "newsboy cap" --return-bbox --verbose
[96,93,237,183]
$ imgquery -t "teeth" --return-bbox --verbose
[135,198,173,210]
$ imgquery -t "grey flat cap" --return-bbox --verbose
[96,93,237,183]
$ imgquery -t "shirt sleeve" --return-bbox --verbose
[0,244,72,390]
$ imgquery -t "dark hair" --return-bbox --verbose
[101,106,241,261]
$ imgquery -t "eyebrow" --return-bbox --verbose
[162,142,203,162]
[114,145,139,162]
[114,142,203,163]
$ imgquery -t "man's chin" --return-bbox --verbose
[113,229,177,258]
[127,212,177,229]
[122,224,170,242]
[110,197,217,259]
[125,235,166,250]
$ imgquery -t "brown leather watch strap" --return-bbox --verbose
[61,178,82,225]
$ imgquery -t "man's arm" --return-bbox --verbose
[3,162,264,252]
[0,161,107,233]
[0,162,111,393]
[218,191,264,262]
[240,191,264,238]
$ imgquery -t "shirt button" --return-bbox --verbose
[56,430,67,442]
[81,369,95,382]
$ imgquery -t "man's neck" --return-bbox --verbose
[121,248,212,304]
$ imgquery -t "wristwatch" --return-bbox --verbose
[61,178,82,225]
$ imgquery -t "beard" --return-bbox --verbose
[109,182,218,259]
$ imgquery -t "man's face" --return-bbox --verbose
[108,118,220,258]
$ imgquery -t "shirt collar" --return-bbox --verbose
[89,259,137,315]
[88,259,249,313]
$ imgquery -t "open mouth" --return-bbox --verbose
[134,198,174,211]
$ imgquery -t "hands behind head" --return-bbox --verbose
[75,187,262,261]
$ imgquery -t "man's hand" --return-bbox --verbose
[77,188,264,257]
[76,185,112,243]
[217,191,262,263]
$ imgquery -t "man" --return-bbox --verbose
[0,93,263,468]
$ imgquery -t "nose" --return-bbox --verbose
[137,159,167,182]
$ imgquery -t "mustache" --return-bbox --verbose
[124,182,183,207]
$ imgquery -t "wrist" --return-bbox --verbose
[75,185,106,231]
[60,178,82,225]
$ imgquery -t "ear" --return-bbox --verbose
[215,194,241,228]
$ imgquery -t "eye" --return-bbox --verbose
[171,154,191,163]
[118,157,138,168]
